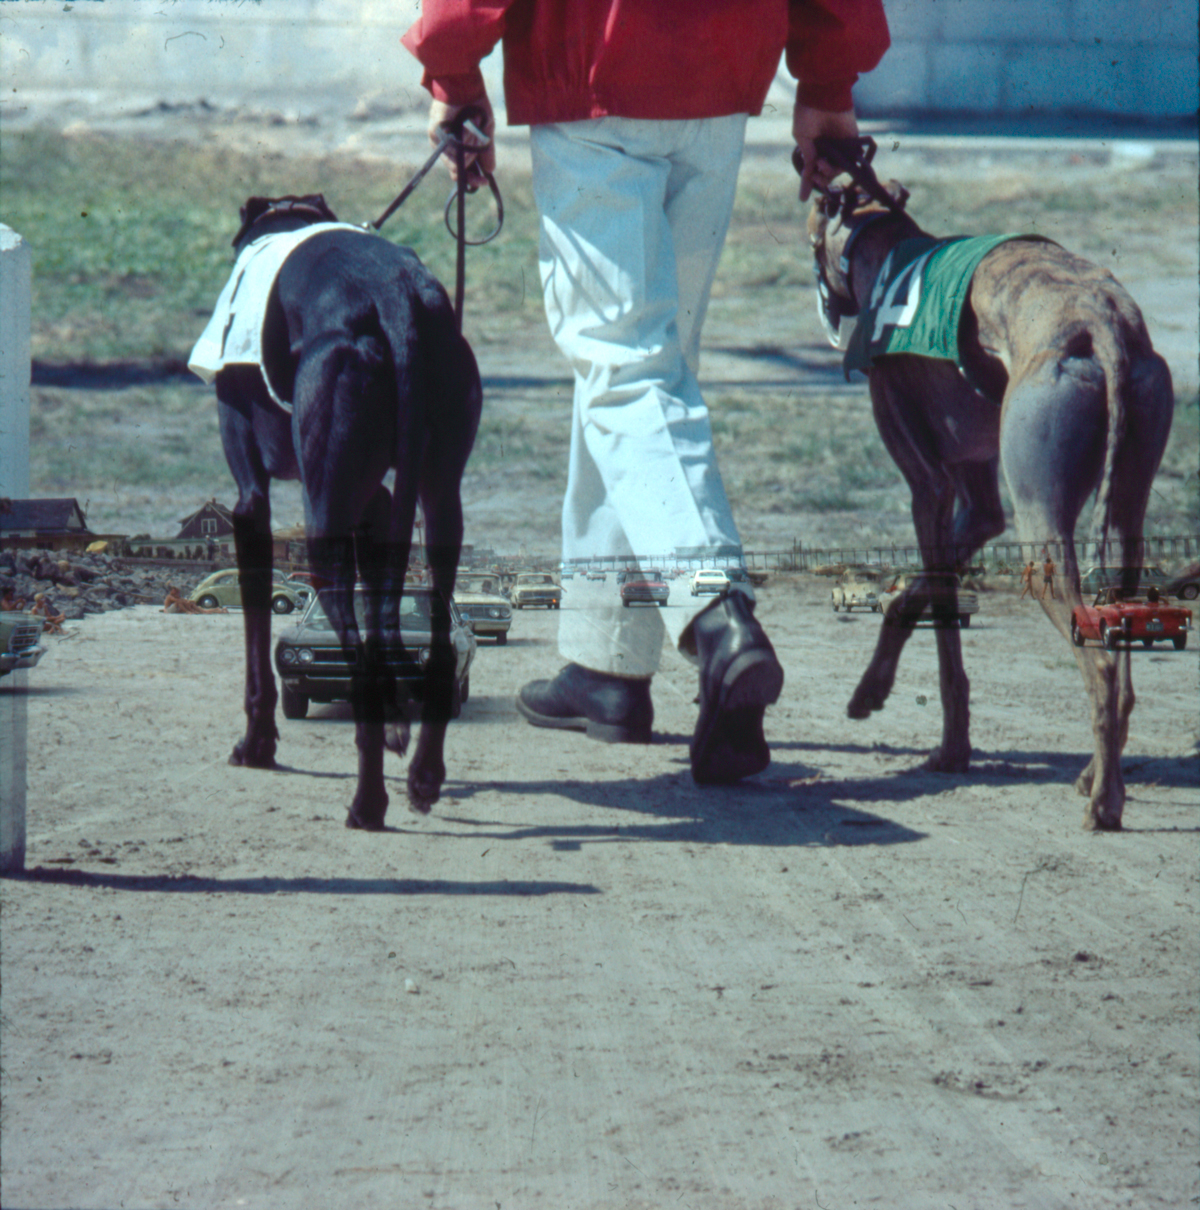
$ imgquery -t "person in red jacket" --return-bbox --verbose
[404,1,889,785]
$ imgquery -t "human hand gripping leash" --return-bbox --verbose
[368,106,504,331]
[792,136,907,218]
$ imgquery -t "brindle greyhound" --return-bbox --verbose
[807,157,1173,830]
[211,195,481,828]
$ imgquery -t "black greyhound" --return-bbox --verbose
[210,195,481,828]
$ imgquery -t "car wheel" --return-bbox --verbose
[1071,619,1085,647]
[450,677,463,719]
[197,594,219,609]
[658,600,667,608]
[1174,633,1188,650]
[831,599,839,612]
[460,675,470,704]
[272,595,294,614]
[496,632,508,646]
[622,599,630,607]
[1181,585,1199,601]
[959,615,971,628]
[1141,638,1154,649]
[1102,623,1118,651]
[281,683,308,720]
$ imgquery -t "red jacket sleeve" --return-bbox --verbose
[401,0,518,106]
[787,0,890,111]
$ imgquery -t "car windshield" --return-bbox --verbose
[460,576,499,594]
[304,589,436,631]
[519,575,554,584]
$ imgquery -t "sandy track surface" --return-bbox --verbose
[3,578,1196,1209]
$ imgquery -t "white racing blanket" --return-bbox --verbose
[188,222,365,409]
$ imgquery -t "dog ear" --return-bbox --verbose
[238,197,275,230]
[297,194,339,223]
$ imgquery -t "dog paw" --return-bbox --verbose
[923,745,969,774]
[406,759,445,816]
[229,736,276,769]
[345,787,388,831]
[385,720,411,757]
[847,681,888,719]
[1084,796,1124,831]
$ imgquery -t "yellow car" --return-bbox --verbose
[453,573,514,644]
[188,569,308,615]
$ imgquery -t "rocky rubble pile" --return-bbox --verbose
[0,550,211,621]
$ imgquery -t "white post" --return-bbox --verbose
[1,224,32,873]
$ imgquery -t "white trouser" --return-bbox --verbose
[530,115,752,678]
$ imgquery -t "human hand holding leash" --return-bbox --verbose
[793,104,860,200]
[428,95,496,188]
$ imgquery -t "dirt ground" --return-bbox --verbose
[2,574,1197,1209]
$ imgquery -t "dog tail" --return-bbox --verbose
[1087,315,1134,574]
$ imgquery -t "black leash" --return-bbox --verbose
[791,135,907,220]
[369,107,504,331]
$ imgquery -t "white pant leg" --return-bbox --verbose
[531,116,750,677]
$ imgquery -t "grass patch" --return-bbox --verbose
[7,126,1197,546]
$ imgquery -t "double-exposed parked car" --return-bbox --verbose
[189,568,309,614]
[0,611,47,677]
[1071,587,1192,650]
[453,573,513,644]
[690,568,730,597]
[831,568,883,613]
[1079,564,1172,599]
[274,586,477,720]
[510,573,563,609]
[620,571,670,607]
[1164,562,1200,602]
[880,571,979,627]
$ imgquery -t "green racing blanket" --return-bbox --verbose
[844,233,1052,401]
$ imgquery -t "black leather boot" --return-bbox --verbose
[679,592,783,784]
[517,663,653,744]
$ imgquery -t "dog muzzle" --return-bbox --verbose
[815,257,859,351]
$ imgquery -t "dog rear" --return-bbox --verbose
[808,180,1174,829]
[206,196,482,827]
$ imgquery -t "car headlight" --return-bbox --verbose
[280,647,297,665]
[298,648,314,664]
[418,647,432,666]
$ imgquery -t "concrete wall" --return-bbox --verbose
[858,0,1199,119]
[0,225,32,874]
[3,0,1196,121]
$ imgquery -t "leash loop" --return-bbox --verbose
[368,106,505,331]
[442,171,505,247]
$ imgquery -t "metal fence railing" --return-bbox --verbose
[543,534,1200,575]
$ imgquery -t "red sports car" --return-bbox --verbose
[1071,588,1192,650]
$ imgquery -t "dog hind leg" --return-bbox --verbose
[295,332,396,830]
[218,371,282,770]
[1001,352,1129,828]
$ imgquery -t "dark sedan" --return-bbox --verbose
[274,587,476,720]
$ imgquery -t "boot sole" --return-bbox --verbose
[691,649,784,784]
[516,695,651,744]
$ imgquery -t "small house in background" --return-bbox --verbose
[122,499,236,560]
[176,499,235,544]
[0,497,98,552]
